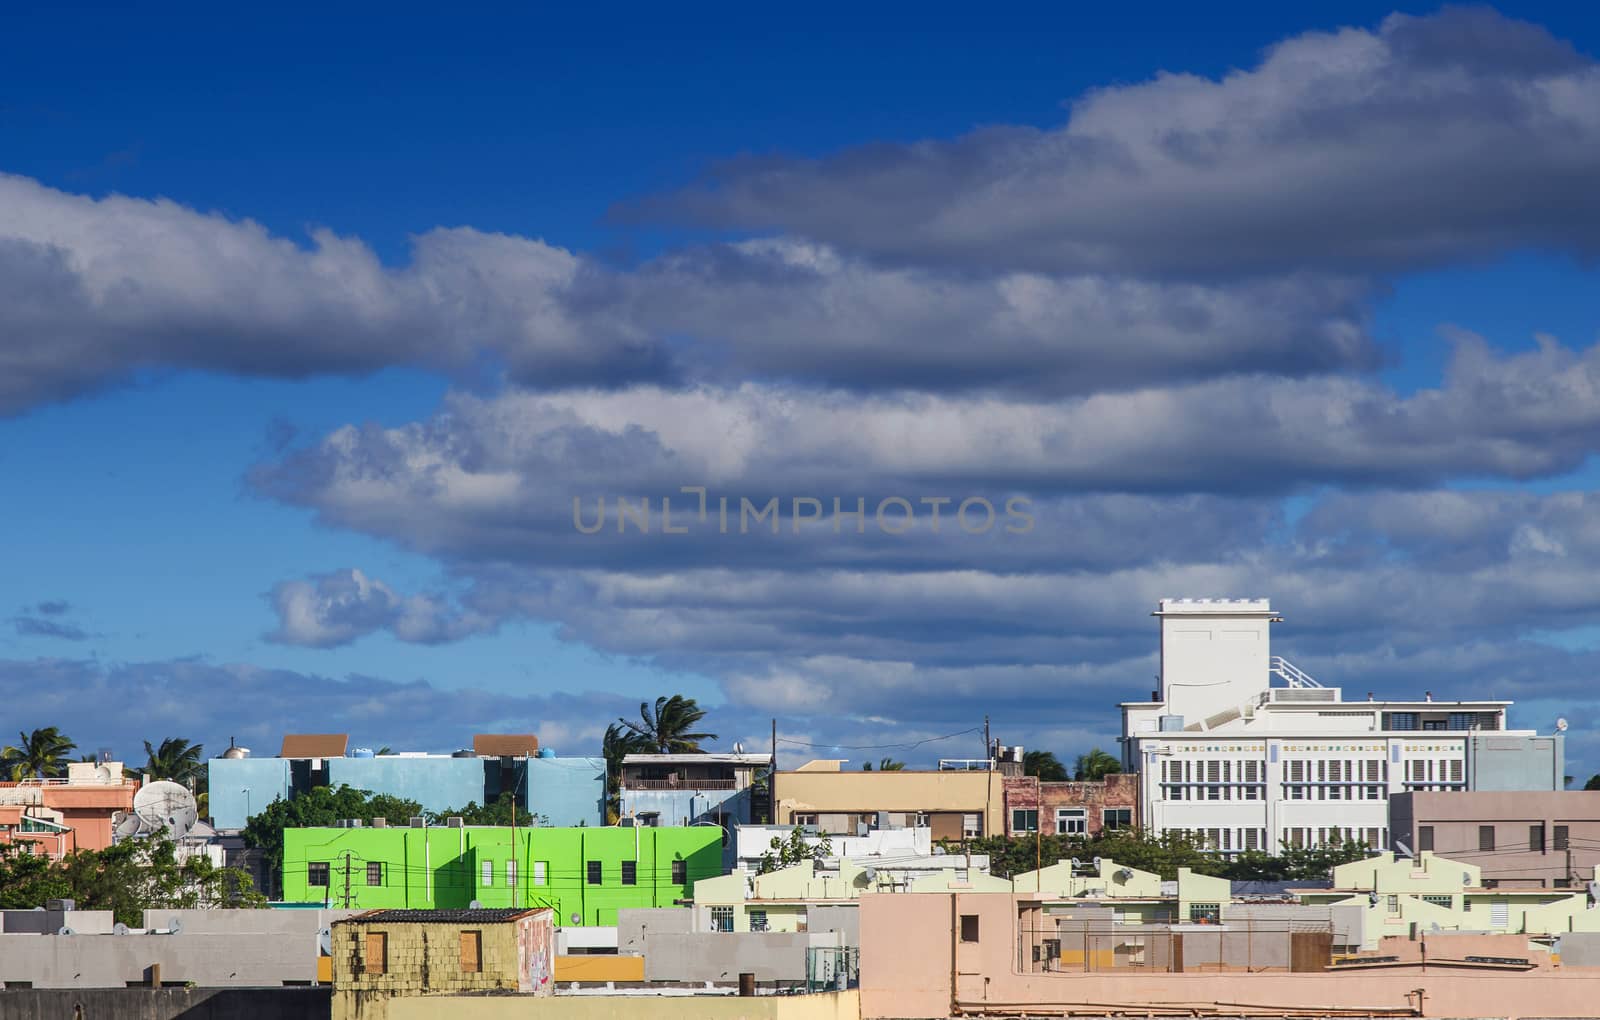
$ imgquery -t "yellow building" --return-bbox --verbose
[775,759,1006,840]
[332,907,554,1020]
[1296,852,1600,949]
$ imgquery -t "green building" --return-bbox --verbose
[283,824,722,924]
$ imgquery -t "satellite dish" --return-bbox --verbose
[133,781,199,839]
[94,765,114,783]
[112,811,144,841]
[1069,858,1080,869]
[469,900,483,910]
[570,913,581,925]
[319,928,333,956]
[58,926,75,936]
[1557,718,1569,732]
[168,919,183,935]
[113,923,130,935]
[1116,868,1134,882]
[1462,872,1473,886]
[733,742,744,754]
[862,867,878,883]
[1093,857,1103,871]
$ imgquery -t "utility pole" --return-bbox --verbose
[770,718,778,824]
[342,851,353,909]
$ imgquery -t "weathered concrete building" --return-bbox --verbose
[1002,771,1138,838]
[1390,789,1600,888]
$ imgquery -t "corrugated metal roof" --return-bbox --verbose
[473,734,540,757]
[280,734,348,758]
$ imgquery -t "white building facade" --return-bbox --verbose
[1121,598,1538,856]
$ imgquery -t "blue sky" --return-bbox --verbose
[5,4,1600,775]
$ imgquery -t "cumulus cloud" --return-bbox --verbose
[634,8,1600,275]
[264,568,494,648]
[0,173,1382,413]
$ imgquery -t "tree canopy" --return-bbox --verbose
[1023,750,1068,782]
[618,695,717,754]
[1073,748,1122,781]
[1,727,77,780]
[0,839,263,926]
[241,785,422,896]
[953,828,1372,882]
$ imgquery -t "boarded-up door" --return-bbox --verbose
[1289,932,1333,972]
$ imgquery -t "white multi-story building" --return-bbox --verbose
[1121,598,1554,856]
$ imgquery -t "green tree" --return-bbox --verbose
[1585,774,1600,792]
[758,827,834,874]
[429,792,549,827]
[0,842,71,908]
[141,737,205,788]
[1023,750,1069,782]
[1073,748,1122,781]
[618,695,717,754]
[861,758,906,771]
[602,722,652,822]
[1,727,77,780]
[241,785,422,896]
[60,837,265,925]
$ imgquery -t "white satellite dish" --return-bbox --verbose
[132,781,199,839]
[1557,718,1569,732]
[319,927,333,956]
[733,742,744,754]
[112,811,144,841]
[113,922,130,935]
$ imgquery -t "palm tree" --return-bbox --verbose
[1,727,77,780]
[602,723,652,822]
[142,738,204,787]
[1074,748,1122,782]
[618,695,717,754]
[1023,750,1068,782]
[862,758,906,771]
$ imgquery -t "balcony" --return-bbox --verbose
[623,778,738,790]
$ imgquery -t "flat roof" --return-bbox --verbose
[623,753,771,765]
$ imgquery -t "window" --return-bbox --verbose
[308,862,330,887]
[506,859,516,888]
[459,931,482,973]
[1448,712,1477,731]
[586,860,602,885]
[749,909,768,932]
[1386,895,1400,913]
[1479,825,1495,851]
[1422,895,1452,908]
[1385,712,1420,731]
[621,860,637,885]
[1188,903,1220,922]
[1011,809,1039,833]
[671,859,687,885]
[1530,824,1546,853]
[1103,808,1132,831]
[366,862,383,886]
[1422,719,1447,731]
[481,860,494,886]
[1056,808,1087,835]
[1418,826,1434,852]
[533,861,547,886]
[711,906,734,932]
[960,914,980,943]
[792,813,818,827]
[363,932,387,975]
[1555,825,1570,851]
[962,813,982,839]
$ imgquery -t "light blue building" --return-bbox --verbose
[207,734,605,829]
[618,752,772,864]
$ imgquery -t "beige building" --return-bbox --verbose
[1389,791,1600,889]
[774,759,1006,840]
[332,907,553,1020]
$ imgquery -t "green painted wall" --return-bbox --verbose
[283,825,722,924]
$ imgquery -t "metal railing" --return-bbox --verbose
[623,778,738,790]
[1269,655,1325,689]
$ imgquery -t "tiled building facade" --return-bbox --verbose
[1002,773,1139,838]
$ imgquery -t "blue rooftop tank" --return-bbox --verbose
[349,747,375,758]
[537,748,556,759]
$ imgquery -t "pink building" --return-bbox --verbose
[1390,791,1600,889]
[0,762,137,859]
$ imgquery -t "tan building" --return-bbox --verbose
[332,907,553,1020]
[774,759,1005,841]
[1002,773,1139,838]
[1390,790,1600,888]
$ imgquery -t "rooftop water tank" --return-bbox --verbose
[451,749,476,758]
[220,746,250,759]
[537,748,556,759]
[350,748,375,758]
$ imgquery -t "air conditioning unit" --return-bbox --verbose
[409,816,426,828]
[371,818,388,828]
[446,816,465,828]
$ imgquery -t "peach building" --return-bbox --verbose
[1002,772,1138,837]
[0,761,137,858]
[859,891,1600,1019]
